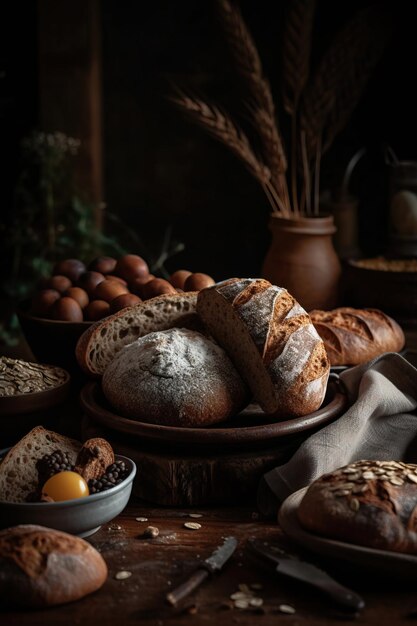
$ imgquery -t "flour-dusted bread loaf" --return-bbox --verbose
[0,524,107,607]
[309,307,405,366]
[0,426,81,503]
[102,327,250,427]
[76,292,200,377]
[197,278,330,418]
[298,460,417,554]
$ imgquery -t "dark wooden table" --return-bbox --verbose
[2,338,417,624]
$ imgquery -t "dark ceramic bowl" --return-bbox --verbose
[17,301,93,377]
[0,450,136,538]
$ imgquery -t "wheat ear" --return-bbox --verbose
[215,0,289,210]
[170,90,288,215]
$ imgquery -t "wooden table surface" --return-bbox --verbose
[2,340,417,624]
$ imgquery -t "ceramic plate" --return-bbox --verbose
[79,379,348,448]
[278,487,417,579]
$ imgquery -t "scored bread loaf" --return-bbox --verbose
[197,278,330,418]
[310,307,405,366]
[0,426,81,503]
[0,524,107,607]
[102,327,250,427]
[298,460,417,554]
[76,292,200,377]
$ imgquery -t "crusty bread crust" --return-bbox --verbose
[310,307,405,366]
[298,460,417,554]
[75,292,199,377]
[0,427,81,503]
[0,524,107,607]
[197,278,329,418]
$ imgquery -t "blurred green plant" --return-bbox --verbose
[0,130,183,346]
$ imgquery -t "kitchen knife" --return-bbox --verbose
[248,538,365,612]
[166,536,238,606]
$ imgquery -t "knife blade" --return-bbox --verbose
[166,536,238,606]
[248,538,365,612]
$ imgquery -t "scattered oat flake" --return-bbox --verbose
[238,584,251,594]
[189,513,203,518]
[249,598,264,607]
[115,570,132,580]
[136,517,148,522]
[279,604,296,614]
[231,591,249,600]
[234,599,249,609]
[184,522,201,530]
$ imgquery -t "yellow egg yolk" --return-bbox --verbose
[42,471,89,501]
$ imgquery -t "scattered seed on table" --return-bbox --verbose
[231,592,249,600]
[189,513,203,518]
[114,570,132,580]
[136,517,148,522]
[234,599,249,609]
[238,584,251,594]
[279,604,296,614]
[143,525,159,538]
[249,598,264,607]
[184,522,201,530]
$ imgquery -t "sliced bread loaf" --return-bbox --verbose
[76,292,199,377]
[0,426,81,503]
[197,278,330,418]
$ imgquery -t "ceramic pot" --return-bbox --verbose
[261,214,342,311]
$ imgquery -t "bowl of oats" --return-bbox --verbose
[0,357,71,417]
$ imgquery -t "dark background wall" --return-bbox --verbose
[1,0,417,281]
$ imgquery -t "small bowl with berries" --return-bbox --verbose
[0,426,136,537]
[17,253,215,376]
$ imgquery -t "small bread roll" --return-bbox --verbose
[0,525,107,607]
[102,328,249,427]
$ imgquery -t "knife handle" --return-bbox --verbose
[166,568,209,606]
[311,575,365,612]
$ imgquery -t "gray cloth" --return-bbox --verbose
[257,352,417,516]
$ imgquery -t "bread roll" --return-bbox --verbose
[0,524,107,607]
[298,460,417,554]
[310,307,405,366]
[0,426,81,503]
[76,292,199,377]
[197,278,329,418]
[102,328,249,427]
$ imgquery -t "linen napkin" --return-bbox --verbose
[257,352,417,516]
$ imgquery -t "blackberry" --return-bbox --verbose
[88,459,130,494]
[36,449,74,486]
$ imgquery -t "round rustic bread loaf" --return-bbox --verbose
[102,327,250,427]
[0,524,107,607]
[197,278,329,418]
[298,460,417,554]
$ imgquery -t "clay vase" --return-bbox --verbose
[261,213,342,311]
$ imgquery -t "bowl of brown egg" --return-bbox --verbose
[17,253,215,376]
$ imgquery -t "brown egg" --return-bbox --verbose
[94,279,129,303]
[64,287,89,309]
[110,293,142,313]
[106,274,128,287]
[88,256,117,275]
[42,275,73,294]
[129,274,155,297]
[184,272,215,291]
[85,300,111,321]
[114,254,149,282]
[30,289,61,317]
[141,278,177,300]
[169,269,192,289]
[52,258,86,282]
[76,271,105,297]
[51,297,83,322]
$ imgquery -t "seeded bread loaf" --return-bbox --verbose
[0,426,82,503]
[76,292,199,377]
[102,327,250,427]
[0,524,107,607]
[309,307,405,366]
[197,278,329,418]
[298,460,417,554]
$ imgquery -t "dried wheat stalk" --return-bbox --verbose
[300,4,391,163]
[215,0,289,210]
[170,90,288,214]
